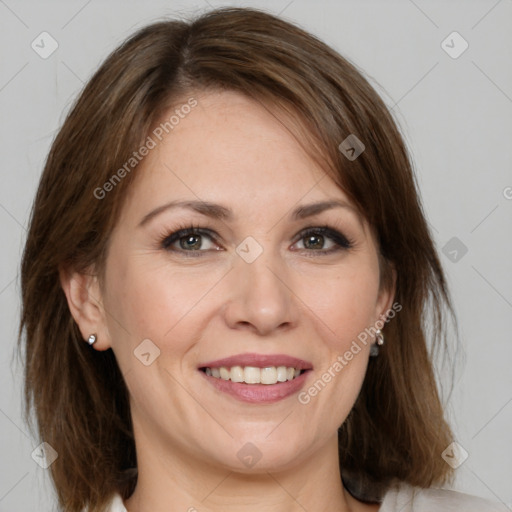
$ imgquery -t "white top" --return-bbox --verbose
[379,483,508,511]
[103,482,509,511]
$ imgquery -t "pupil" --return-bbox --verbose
[181,235,201,250]
[305,234,323,249]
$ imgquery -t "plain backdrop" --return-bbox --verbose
[1,0,511,510]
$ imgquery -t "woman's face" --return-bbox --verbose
[96,90,394,473]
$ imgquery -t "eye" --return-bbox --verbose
[159,223,354,257]
[160,225,221,255]
[291,226,354,254]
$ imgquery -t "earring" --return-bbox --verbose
[369,329,384,357]
[87,334,97,346]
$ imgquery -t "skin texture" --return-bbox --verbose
[61,90,395,512]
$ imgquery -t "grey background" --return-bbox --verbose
[1,0,511,510]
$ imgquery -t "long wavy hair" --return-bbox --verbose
[18,7,457,511]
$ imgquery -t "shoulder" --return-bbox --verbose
[98,493,127,512]
[380,482,509,512]
[81,493,127,512]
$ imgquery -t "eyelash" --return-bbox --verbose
[159,222,355,257]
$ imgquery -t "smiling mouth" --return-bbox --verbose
[199,366,309,385]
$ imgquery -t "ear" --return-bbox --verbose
[375,261,398,323]
[59,265,112,351]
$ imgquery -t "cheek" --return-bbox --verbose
[299,263,381,348]
[296,268,379,418]
[103,252,224,350]
[105,250,380,356]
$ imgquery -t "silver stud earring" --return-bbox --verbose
[370,329,384,357]
[87,334,97,346]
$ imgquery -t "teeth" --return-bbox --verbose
[260,367,277,384]
[276,366,288,382]
[204,365,304,385]
[230,366,244,383]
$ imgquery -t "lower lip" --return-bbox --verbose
[199,370,311,404]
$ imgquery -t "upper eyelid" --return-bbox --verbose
[165,225,343,239]
[161,225,352,249]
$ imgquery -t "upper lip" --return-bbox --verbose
[199,353,313,370]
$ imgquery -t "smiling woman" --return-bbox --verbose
[18,6,506,512]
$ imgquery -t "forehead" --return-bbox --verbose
[122,89,360,225]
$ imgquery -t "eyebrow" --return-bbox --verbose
[138,199,359,227]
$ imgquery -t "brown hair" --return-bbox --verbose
[18,7,457,511]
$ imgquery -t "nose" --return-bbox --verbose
[222,248,298,336]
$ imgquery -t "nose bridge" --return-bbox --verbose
[223,237,296,334]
